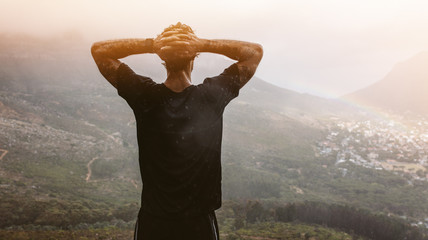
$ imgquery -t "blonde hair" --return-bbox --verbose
[161,22,195,35]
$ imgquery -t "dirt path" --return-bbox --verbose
[130,179,138,189]
[0,149,8,161]
[118,176,138,189]
[85,157,139,189]
[85,157,98,182]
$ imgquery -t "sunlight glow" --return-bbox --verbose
[1,0,428,97]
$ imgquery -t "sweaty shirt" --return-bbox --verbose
[116,63,240,218]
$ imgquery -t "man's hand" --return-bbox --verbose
[154,30,202,62]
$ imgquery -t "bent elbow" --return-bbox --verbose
[90,42,102,59]
[253,43,264,62]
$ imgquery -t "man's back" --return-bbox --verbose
[116,63,241,218]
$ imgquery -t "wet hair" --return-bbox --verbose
[160,22,198,72]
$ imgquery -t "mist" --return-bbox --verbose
[2,0,428,97]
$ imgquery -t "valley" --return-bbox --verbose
[1,34,428,239]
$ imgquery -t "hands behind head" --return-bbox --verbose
[153,30,202,62]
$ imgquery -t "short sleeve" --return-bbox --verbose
[116,63,156,108]
[202,63,241,108]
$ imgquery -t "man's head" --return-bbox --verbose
[156,22,198,73]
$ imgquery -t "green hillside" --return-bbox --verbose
[0,34,427,239]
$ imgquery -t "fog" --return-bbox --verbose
[2,0,428,97]
[2,1,428,239]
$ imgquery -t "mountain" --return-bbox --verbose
[344,52,428,115]
[1,34,428,239]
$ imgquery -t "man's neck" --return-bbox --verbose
[164,70,192,92]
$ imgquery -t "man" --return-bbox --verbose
[91,22,263,240]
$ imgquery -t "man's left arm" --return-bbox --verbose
[198,39,263,88]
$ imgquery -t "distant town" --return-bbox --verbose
[317,115,428,182]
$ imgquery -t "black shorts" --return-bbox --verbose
[133,211,219,240]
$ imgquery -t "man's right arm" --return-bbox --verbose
[91,38,155,88]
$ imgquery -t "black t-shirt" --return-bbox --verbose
[116,63,240,218]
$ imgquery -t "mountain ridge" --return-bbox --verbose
[344,51,428,115]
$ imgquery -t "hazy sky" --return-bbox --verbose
[2,0,428,97]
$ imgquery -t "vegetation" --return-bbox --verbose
[0,227,133,240]
[1,34,428,239]
[229,222,361,240]
[217,200,428,240]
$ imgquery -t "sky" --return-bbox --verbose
[1,0,428,98]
